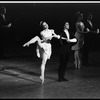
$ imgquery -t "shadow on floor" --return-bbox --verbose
[0,65,57,82]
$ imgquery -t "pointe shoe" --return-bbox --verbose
[78,62,81,69]
[23,44,26,47]
[23,43,29,47]
[40,76,44,84]
[23,43,27,47]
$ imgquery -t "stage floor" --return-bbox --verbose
[0,53,100,99]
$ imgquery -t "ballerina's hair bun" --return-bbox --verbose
[40,21,44,26]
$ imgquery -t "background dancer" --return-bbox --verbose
[0,6,12,59]
[82,12,99,66]
[72,12,88,69]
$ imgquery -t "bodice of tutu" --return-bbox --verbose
[75,22,85,41]
[41,29,54,42]
[75,32,84,41]
[37,29,54,59]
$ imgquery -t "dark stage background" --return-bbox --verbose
[0,3,100,58]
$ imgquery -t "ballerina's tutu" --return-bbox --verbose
[36,42,52,59]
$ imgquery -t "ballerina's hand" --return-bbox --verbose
[57,35,60,39]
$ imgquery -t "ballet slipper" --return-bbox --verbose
[23,43,29,47]
[40,76,44,84]
[23,43,27,47]
[23,44,26,47]
[78,61,81,69]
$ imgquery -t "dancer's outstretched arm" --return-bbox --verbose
[61,37,77,43]
[42,35,60,41]
[68,38,77,43]
[53,34,60,39]
[51,30,60,39]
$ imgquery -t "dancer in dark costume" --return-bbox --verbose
[0,7,12,59]
[58,21,77,82]
[82,12,99,66]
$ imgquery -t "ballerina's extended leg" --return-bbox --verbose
[23,36,41,47]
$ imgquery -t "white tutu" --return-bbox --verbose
[36,42,52,59]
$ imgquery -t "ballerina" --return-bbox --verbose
[23,21,60,84]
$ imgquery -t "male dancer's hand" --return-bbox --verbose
[66,39,70,43]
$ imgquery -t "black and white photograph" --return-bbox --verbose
[0,1,100,99]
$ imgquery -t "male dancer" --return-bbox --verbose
[58,22,77,82]
[82,12,99,66]
[0,6,12,59]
